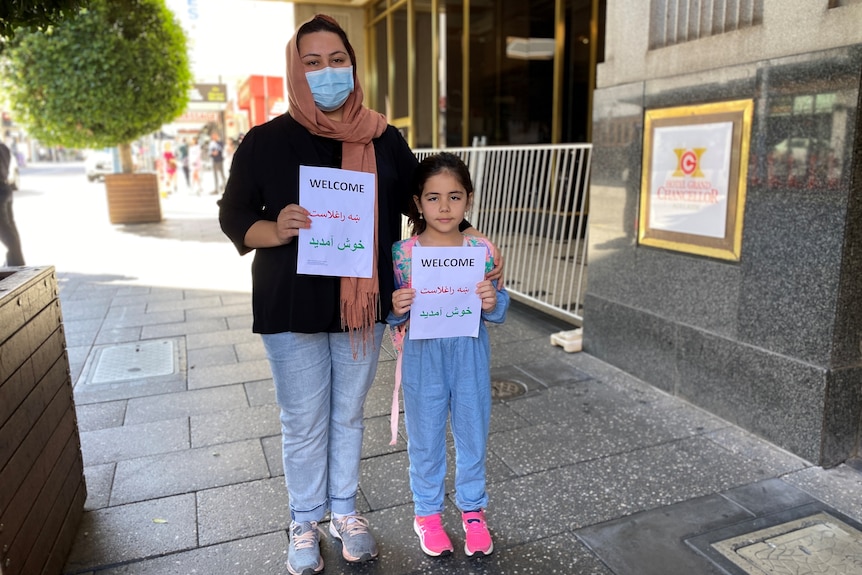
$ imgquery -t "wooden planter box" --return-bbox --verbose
[0,267,85,575]
[104,172,162,224]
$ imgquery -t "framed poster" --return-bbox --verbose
[638,99,753,261]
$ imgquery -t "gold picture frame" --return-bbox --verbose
[638,99,753,261]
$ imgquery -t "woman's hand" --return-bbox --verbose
[391,287,416,316]
[486,243,504,286]
[275,204,311,244]
[476,279,497,312]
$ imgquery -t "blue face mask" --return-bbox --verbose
[305,66,355,112]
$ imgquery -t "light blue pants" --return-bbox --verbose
[262,324,385,523]
[401,329,492,516]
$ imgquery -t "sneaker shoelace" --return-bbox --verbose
[336,515,370,537]
[292,523,318,550]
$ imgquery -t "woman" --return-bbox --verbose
[218,14,500,575]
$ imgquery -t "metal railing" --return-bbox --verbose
[413,144,592,325]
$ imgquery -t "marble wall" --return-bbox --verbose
[586,46,862,466]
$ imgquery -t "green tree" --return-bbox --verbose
[0,0,89,43]
[2,0,191,172]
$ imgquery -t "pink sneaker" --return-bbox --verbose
[462,510,494,557]
[413,514,454,556]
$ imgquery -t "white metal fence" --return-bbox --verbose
[413,144,592,325]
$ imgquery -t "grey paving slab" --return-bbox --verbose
[515,356,594,387]
[185,301,252,320]
[95,530,289,575]
[360,450,413,510]
[63,317,103,348]
[74,399,127,432]
[73,374,187,405]
[185,326,261,350]
[93,326,143,345]
[187,343,237,369]
[782,464,862,523]
[244,378,276,406]
[261,434,283,477]
[361,414,406,459]
[703,426,810,476]
[110,439,270,505]
[485,435,790,548]
[60,299,111,321]
[187,358,272,389]
[576,494,751,575]
[80,417,190,466]
[144,295,223,313]
[190,404,280,447]
[123,384,249,425]
[488,401,533,435]
[235,339,266,362]
[227,314,254,330]
[82,463,115,511]
[141,317,228,339]
[721,478,818,516]
[64,494,197,573]
[490,336,563,368]
[108,290,186,308]
[102,307,186,328]
[197,477,291,546]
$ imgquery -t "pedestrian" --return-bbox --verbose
[208,131,225,194]
[178,137,190,190]
[162,141,177,194]
[189,136,203,195]
[387,152,508,559]
[218,14,501,575]
[0,140,25,266]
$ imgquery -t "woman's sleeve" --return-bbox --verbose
[218,129,264,255]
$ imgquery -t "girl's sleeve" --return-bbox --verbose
[479,237,509,324]
[386,240,410,328]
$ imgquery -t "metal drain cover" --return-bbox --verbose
[89,339,177,384]
[711,512,862,573]
[491,379,526,400]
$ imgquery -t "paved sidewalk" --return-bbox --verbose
[27,167,861,574]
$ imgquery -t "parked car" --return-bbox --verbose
[85,149,114,181]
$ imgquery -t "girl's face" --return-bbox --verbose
[414,171,471,237]
[298,31,352,71]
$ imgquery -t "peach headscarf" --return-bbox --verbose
[286,16,388,355]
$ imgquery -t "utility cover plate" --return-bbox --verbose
[89,339,177,384]
[711,512,862,574]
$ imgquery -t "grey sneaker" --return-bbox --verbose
[287,521,324,575]
[328,514,379,563]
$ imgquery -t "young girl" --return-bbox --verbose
[388,152,509,558]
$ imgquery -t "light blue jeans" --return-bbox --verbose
[262,324,385,523]
[401,329,492,517]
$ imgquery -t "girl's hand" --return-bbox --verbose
[275,204,311,244]
[392,287,416,316]
[476,280,497,312]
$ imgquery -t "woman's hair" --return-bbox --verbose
[408,152,474,236]
[296,14,356,66]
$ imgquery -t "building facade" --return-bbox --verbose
[588,0,862,466]
[289,0,604,148]
[287,1,862,467]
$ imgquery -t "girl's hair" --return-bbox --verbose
[296,14,356,66]
[408,152,474,236]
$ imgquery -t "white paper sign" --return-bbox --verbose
[409,246,486,340]
[297,165,375,278]
[649,121,733,238]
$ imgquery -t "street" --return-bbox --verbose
[11,162,252,293]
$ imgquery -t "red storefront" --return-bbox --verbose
[238,75,284,128]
